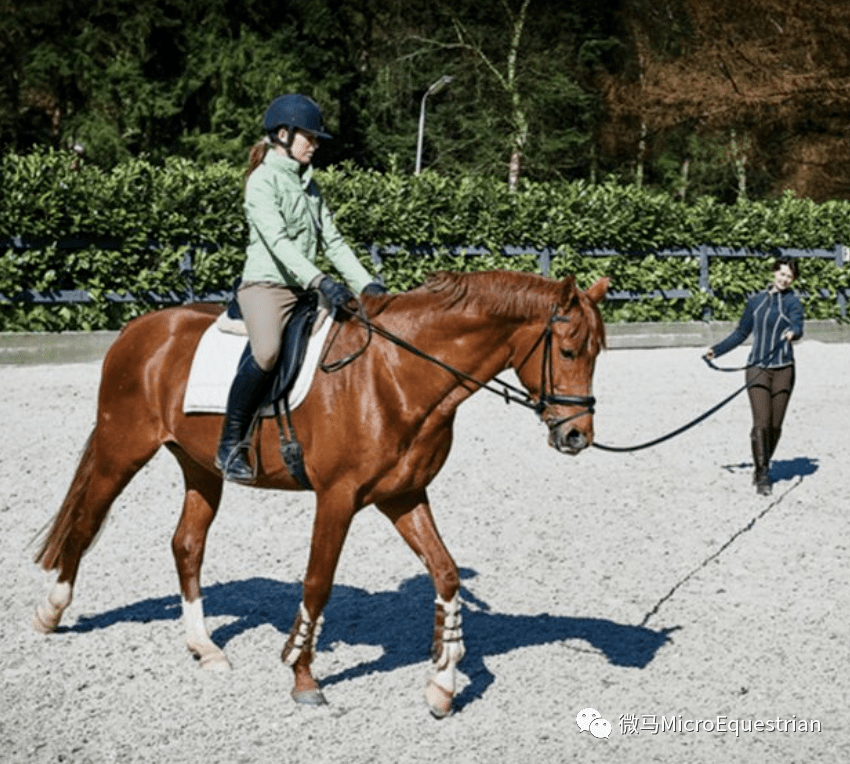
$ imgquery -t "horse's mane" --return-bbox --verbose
[423,270,556,316]
[418,270,606,352]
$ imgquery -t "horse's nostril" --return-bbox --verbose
[566,429,586,448]
[549,426,589,454]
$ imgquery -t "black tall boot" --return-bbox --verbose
[769,427,781,462]
[751,427,771,496]
[215,349,273,483]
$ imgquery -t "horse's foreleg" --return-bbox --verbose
[282,491,354,706]
[169,447,229,671]
[377,490,464,719]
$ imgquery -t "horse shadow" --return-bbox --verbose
[723,456,819,485]
[64,569,676,711]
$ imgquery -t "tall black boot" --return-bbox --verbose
[769,427,781,461]
[751,427,771,496]
[215,349,273,483]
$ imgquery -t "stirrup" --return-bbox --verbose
[216,440,258,483]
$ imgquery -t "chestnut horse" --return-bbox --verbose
[33,269,608,717]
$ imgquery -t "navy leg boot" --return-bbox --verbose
[215,350,273,483]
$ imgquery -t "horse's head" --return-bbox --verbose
[513,275,609,455]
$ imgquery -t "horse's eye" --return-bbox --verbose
[560,348,575,360]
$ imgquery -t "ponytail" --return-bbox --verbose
[245,130,295,190]
[245,137,272,187]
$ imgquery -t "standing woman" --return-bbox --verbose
[704,256,804,495]
[216,94,386,483]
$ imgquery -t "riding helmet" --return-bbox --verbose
[263,94,332,140]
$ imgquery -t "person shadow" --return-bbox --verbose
[64,568,676,712]
[770,456,819,482]
[723,456,819,485]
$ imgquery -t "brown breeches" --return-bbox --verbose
[237,281,302,372]
[745,364,795,456]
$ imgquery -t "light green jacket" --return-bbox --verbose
[241,150,372,292]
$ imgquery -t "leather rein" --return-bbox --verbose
[591,340,787,452]
[325,301,789,454]
[325,302,596,426]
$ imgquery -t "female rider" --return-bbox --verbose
[216,94,386,483]
[704,256,804,495]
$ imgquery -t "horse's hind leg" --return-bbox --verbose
[376,489,464,719]
[34,426,159,632]
[167,446,229,671]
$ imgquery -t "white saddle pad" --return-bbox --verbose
[183,311,333,415]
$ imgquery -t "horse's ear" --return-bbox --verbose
[585,277,610,305]
[559,275,578,306]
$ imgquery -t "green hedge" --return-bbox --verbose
[2,149,848,330]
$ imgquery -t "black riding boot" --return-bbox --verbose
[769,426,781,462]
[216,350,273,483]
[751,427,771,496]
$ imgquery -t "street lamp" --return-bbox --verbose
[415,75,454,174]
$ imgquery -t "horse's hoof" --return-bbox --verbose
[199,652,232,672]
[32,605,59,634]
[187,640,232,672]
[425,680,454,719]
[291,688,327,706]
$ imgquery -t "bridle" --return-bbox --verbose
[514,308,596,427]
[330,302,597,428]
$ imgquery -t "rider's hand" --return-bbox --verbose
[361,281,388,297]
[317,276,354,311]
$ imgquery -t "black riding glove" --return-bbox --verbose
[361,281,388,297]
[317,276,354,310]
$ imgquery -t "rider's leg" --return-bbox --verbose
[215,282,298,483]
[215,348,273,482]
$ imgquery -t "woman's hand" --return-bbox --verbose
[703,348,715,360]
[317,276,354,310]
[361,281,388,297]
[782,329,795,343]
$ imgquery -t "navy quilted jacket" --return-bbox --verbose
[711,288,804,368]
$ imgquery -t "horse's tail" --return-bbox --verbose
[33,430,97,571]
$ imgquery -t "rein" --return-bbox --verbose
[591,341,787,453]
[324,300,784,453]
[324,302,594,422]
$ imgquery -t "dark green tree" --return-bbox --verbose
[361,0,621,183]
[0,0,620,184]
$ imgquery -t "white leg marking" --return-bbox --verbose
[33,581,73,633]
[181,597,231,672]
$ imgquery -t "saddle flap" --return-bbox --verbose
[263,291,319,406]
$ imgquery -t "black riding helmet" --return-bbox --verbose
[263,94,332,141]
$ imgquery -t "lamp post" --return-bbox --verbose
[415,75,454,174]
